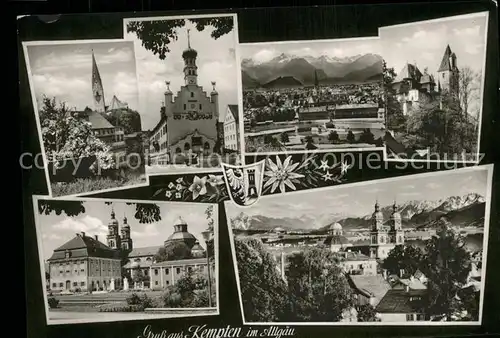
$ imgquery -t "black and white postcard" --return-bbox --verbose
[240,38,385,154]
[23,40,149,197]
[123,14,242,175]
[380,12,489,163]
[33,196,219,325]
[225,165,493,325]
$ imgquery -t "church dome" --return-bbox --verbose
[122,216,130,228]
[165,216,197,248]
[330,222,342,231]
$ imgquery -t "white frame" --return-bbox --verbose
[225,164,494,325]
[122,13,243,174]
[379,11,490,164]
[22,39,150,198]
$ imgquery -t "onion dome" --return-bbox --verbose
[373,201,384,219]
[164,81,172,95]
[122,216,130,228]
[392,203,401,219]
[210,81,218,95]
[182,46,198,59]
[109,209,119,225]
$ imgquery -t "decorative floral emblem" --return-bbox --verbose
[153,173,227,202]
[264,156,304,194]
[221,160,265,207]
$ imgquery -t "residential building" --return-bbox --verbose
[348,274,391,307]
[224,104,240,151]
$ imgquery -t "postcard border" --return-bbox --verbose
[225,164,494,326]
[32,195,220,326]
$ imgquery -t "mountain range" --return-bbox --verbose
[230,193,486,232]
[241,52,383,88]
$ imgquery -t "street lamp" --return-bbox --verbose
[201,226,214,308]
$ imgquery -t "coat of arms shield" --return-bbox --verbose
[221,160,265,207]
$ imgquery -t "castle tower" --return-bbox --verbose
[437,45,459,97]
[182,29,198,86]
[120,215,133,252]
[91,50,106,113]
[106,209,121,249]
[211,81,219,120]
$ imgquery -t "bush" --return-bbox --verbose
[126,293,154,308]
[48,297,59,309]
[99,304,144,312]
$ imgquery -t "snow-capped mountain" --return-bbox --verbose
[230,193,486,232]
[241,52,383,88]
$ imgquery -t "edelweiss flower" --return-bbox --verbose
[322,172,333,181]
[207,174,224,186]
[189,175,208,200]
[264,156,304,193]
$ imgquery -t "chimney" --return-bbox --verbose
[81,232,85,238]
[95,235,98,241]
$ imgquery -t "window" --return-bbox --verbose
[165,268,169,275]
[416,314,425,321]
[406,314,415,321]
[155,281,159,285]
[199,104,202,110]
[176,268,181,274]
[144,270,149,276]
[73,282,77,286]
[184,143,191,151]
[59,283,63,287]
[166,281,170,285]
[52,283,56,288]
[191,92,194,98]
[81,282,85,286]
[188,267,192,273]
[154,269,159,276]
[184,104,186,110]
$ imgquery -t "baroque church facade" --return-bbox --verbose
[369,201,405,260]
[46,209,213,293]
[149,30,222,165]
[391,44,460,115]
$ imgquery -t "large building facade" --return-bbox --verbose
[223,104,240,151]
[47,232,122,292]
[149,32,221,165]
[392,44,460,115]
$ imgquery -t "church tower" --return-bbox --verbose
[120,215,133,253]
[369,201,394,260]
[182,29,198,86]
[437,44,459,97]
[106,209,121,249]
[91,50,106,113]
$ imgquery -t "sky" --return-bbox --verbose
[226,168,489,222]
[26,41,139,112]
[240,37,381,63]
[380,12,488,114]
[37,200,216,261]
[124,17,239,130]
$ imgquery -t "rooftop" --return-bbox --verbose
[376,289,426,314]
[349,274,391,306]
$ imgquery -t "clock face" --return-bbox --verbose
[189,79,195,84]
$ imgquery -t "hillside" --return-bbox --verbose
[242,52,383,88]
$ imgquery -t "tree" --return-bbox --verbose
[155,242,193,262]
[381,245,424,277]
[280,132,290,144]
[38,200,161,223]
[458,66,481,120]
[286,247,354,322]
[304,136,317,150]
[106,108,142,134]
[328,130,339,144]
[132,269,149,284]
[126,17,234,60]
[39,97,115,171]
[359,129,375,144]
[357,304,380,322]
[382,60,406,131]
[263,135,275,144]
[420,228,472,321]
[235,238,290,322]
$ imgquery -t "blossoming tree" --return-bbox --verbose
[39,97,115,173]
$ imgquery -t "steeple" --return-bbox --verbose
[91,49,106,113]
[182,28,198,86]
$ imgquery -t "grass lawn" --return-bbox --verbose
[51,168,146,196]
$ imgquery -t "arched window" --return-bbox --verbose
[184,143,191,151]
[204,142,210,149]
[399,236,403,243]
[175,147,181,154]
[380,236,384,244]
[191,92,194,98]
